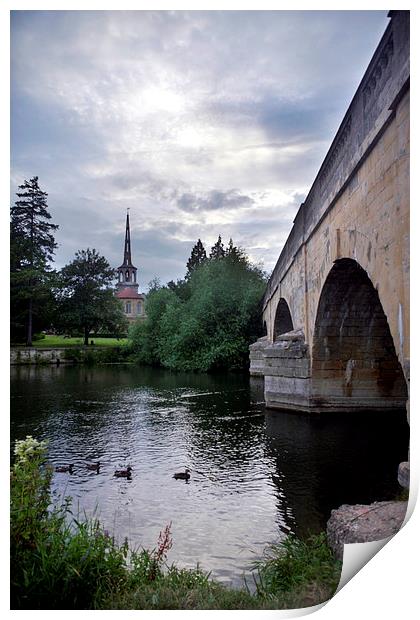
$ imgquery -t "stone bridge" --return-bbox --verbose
[251,11,409,415]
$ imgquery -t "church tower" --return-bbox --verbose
[115,210,146,323]
[116,210,138,291]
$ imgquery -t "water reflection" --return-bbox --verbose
[264,408,409,538]
[10,365,408,587]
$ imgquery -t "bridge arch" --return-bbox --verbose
[311,258,407,408]
[274,298,293,340]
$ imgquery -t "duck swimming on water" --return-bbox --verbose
[55,464,74,473]
[87,462,100,472]
[173,468,190,480]
[114,466,132,478]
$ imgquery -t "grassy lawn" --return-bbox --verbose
[29,335,128,348]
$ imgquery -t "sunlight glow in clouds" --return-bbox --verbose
[11,10,389,287]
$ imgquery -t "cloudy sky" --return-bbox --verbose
[11,10,389,289]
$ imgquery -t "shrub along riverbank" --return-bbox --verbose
[128,251,267,372]
[11,437,341,610]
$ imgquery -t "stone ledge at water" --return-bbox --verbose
[326,500,407,560]
[10,346,126,365]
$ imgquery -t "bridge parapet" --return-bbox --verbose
[263,11,409,312]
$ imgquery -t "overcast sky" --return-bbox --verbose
[11,10,389,289]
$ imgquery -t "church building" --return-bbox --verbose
[115,211,146,323]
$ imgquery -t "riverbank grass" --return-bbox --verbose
[27,335,128,347]
[11,436,341,610]
[103,532,340,610]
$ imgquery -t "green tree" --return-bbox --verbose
[167,278,191,301]
[128,286,178,365]
[226,238,247,263]
[129,248,267,372]
[57,248,128,345]
[209,234,225,260]
[10,177,59,345]
[186,238,207,277]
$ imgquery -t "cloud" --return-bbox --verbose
[11,10,390,284]
[177,189,254,213]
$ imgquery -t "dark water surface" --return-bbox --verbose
[10,364,409,587]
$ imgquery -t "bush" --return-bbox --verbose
[129,254,266,372]
[63,348,83,362]
[32,332,46,341]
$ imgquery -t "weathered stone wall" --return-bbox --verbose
[304,87,410,378]
[264,251,306,344]
[249,336,268,376]
[264,342,311,410]
[10,347,125,365]
[260,330,311,410]
[11,347,74,365]
[311,258,408,410]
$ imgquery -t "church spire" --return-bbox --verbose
[116,209,138,291]
[122,209,135,267]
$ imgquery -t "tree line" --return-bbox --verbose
[129,236,267,372]
[11,176,268,369]
[10,177,127,346]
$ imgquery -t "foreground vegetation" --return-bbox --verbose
[11,437,341,610]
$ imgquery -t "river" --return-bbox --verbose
[10,364,409,587]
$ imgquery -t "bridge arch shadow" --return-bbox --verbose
[274,298,293,340]
[312,258,407,409]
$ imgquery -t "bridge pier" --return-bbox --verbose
[262,330,312,411]
[250,322,408,414]
[249,336,268,377]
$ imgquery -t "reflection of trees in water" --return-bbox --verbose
[264,408,409,538]
[10,366,260,468]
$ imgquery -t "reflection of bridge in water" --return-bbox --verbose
[262,404,409,538]
[251,12,409,423]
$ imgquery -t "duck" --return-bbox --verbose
[55,464,74,473]
[114,466,132,478]
[86,461,100,472]
[173,468,191,480]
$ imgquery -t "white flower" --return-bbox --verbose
[13,436,48,464]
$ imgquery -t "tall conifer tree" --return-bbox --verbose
[10,177,58,345]
[226,237,246,263]
[209,234,225,260]
[186,238,207,277]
